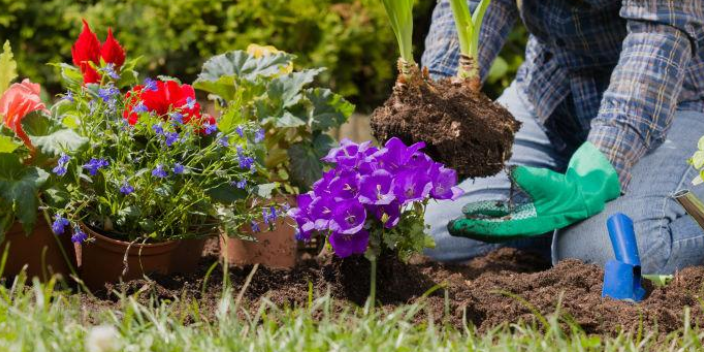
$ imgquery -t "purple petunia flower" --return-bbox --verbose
[83,158,109,176]
[358,169,395,205]
[71,226,88,243]
[173,163,185,175]
[309,196,334,231]
[51,215,70,235]
[152,164,168,178]
[322,139,378,170]
[143,78,158,91]
[329,200,366,235]
[328,171,360,200]
[374,137,425,171]
[254,128,266,143]
[329,230,369,258]
[393,169,433,204]
[120,181,135,195]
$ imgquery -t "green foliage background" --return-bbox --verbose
[0,0,525,111]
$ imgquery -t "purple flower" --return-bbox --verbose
[71,226,87,243]
[236,146,255,170]
[62,91,74,102]
[152,123,165,136]
[143,78,158,91]
[251,220,261,233]
[323,139,377,170]
[203,122,217,136]
[254,128,266,143]
[370,201,401,229]
[152,164,168,178]
[328,171,360,200]
[393,169,432,204]
[120,181,135,195]
[329,230,369,258]
[170,112,184,124]
[374,137,425,171]
[217,133,230,147]
[234,179,247,189]
[51,215,70,235]
[83,158,109,176]
[429,166,463,200]
[312,169,337,197]
[269,206,278,222]
[97,85,119,103]
[309,196,334,231]
[101,63,120,79]
[165,132,180,147]
[173,163,185,175]
[185,97,196,109]
[262,208,270,225]
[358,169,395,205]
[133,102,149,113]
[289,193,316,240]
[329,200,366,235]
[235,125,244,137]
[53,153,71,176]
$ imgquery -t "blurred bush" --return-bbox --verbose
[0,0,524,111]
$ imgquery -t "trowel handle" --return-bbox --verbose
[607,213,641,267]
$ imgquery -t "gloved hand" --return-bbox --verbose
[448,142,621,242]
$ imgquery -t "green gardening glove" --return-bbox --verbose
[448,142,621,242]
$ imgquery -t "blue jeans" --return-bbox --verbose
[424,82,704,274]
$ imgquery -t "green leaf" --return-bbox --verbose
[0,135,21,154]
[269,68,324,107]
[691,151,704,169]
[288,141,326,188]
[255,182,279,199]
[313,133,336,157]
[0,40,18,97]
[207,183,247,203]
[698,135,704,151]
[195,50,295,87]
[643,274,673,287]
[193,75,237,100]
[307,88,354,131]
[0,153,49,233]
[30,129,88,156]
[274,111,307,128]
[49,63,83,88]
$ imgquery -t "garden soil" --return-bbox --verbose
[370,79,520,178]
[80,240,704,336]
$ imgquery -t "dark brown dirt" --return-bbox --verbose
[370,78,520,179]
[76,240,704,336]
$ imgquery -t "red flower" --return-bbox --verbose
[123,80,209,131]
[71,20,101,85]
[100,28,126,68]
[71,20,126,85]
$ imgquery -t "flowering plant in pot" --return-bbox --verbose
[288,137,463,303]
[0,41,85,279]
[47,22,273,287]
[193,46,354,267]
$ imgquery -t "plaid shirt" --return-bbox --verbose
[422,0,704,190]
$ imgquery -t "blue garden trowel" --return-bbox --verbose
[601,213,646,303]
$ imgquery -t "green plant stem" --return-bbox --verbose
[448,0,491,81]
[369,255,377,309]
[380,0,416,77]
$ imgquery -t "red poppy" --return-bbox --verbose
[123,80,208,131]
[71,20,126,85]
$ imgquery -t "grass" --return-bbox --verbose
[0,274,702,351]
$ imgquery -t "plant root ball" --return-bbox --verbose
[370,79,520,179]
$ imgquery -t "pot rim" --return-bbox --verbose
[81,224,180,256]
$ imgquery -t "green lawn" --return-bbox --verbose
[0,274,701,352]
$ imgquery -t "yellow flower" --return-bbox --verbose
[246,44,293,74]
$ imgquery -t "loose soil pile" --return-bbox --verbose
[370,78,520,178]
[84,242,704,336]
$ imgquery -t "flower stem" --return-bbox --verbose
[369,255,377,308]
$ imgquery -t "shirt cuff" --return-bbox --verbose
[587,125,648,193]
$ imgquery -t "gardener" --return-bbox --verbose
[422,0,704,274]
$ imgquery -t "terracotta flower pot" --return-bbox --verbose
[79,225,207,290]
[220,216,298,269]
[0,217,77,281]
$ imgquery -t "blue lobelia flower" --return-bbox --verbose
[234,179,247,189]
[235,125,244,138]
[120,181,135,195]
[216,133,230,147]
[143,77,158,91]
[170,112,184,124]
[53,153,71,176]
[173,163,185,175]
[251,220,261,233]
[51,215,71,235]
[98,85,120,103]
[101,63,120,79]
[185,97,196,109]
[165,132,180,147]
[203,123,218,136]
[83,158,109,176]
[152,164,168,178]
[254,128,266,143]
[133,102,149,113]
[62,91,74,103]
[152,123,165,136]
[71,226,88,243]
